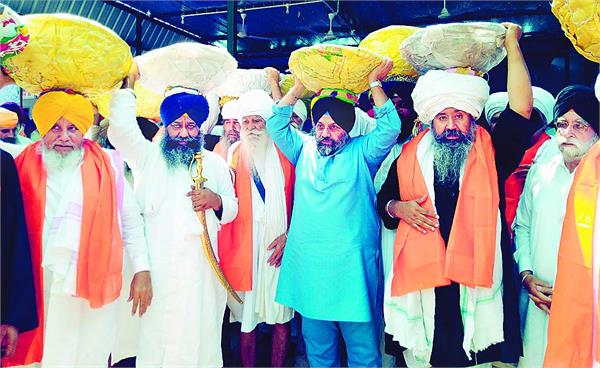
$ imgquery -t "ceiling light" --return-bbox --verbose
[438,0,451,19]
[238,12,247,38]
[323,12,336,40]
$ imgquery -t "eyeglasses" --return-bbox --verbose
[555,119,592,133]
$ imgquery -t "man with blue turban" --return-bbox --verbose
[107,84,238,367]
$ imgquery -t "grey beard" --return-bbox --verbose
[431,125,475,186]
[160,134,204,170]
[312,128,349,156]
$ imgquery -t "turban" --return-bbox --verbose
[412,70,489,123]
[236,89,274,121]
[32,91,94,137]
[1,102,28,126]
[221,99,239,121]
[0,107,18,128]
[311,97,356,133]
[554,85,599,134]
[484,87,555,125]
[160,88,210,127]
[293,100,307,122]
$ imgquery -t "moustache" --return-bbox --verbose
[317,137,335,146]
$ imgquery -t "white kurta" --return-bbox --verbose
[2,142,150,368]
[513,151,574,368]
[383,132,504,367]
[226,142,294,333]
[108,90,238,367]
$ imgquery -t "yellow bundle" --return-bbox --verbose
[289,44,384,94]
[359,25,420,82]
[3,13,132,98]
[552,0,600,63]
[279,74,315,99]
[93,83,163,120]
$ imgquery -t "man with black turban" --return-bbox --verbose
[266,59,400,367]
[107,84,238,367]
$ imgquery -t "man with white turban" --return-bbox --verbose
[107,80,238,367]
[0,91,152,368]
[213,99,240,159]
[219,89,294,367]
[377,23,536,367]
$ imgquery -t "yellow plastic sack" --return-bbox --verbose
[135,42,237,95]
[552,0,600,63]
[93,83,163,120]
[289,44,384,94]
[3,13,132,98]
[359,25,420,82]
[279,74,315,99]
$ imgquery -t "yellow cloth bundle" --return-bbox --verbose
[3,13,132,98]
[359,25,420,82]
[552,0,600,63]
[289,44,384,94]
[93,83,163,120]
[32,91,94,136]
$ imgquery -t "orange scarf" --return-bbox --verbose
[504,132,551,230]
[218,144,294,291]
[3,140,124,366]
[544,141,600,367]
[391,127,499,296]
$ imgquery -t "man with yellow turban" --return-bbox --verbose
[0,107,18,143]
[107,82,238,367]
[0,91,152,368]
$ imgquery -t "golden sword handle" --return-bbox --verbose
[189,152,243,304]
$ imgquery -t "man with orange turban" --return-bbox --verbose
[0,107,18,143]
[0,91,152,368]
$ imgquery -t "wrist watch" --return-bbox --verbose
[369,80,382,89]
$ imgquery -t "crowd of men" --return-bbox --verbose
[1,21,600,368]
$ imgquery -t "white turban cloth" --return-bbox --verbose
[293,100,307,123]
[484,87,555,125]
[595,73,600,102]
[412,70,489,123]
[236,89,274,122]
[221,99,239,120]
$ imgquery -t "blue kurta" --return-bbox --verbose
[268,99,401,322]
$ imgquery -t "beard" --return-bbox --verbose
[1,136,16,144]
[431,124,475,186]
[160,134,204,169]
[40,145,83,173]
[240,128,271,168]
[225,129,240,145]
[314,129,349,156]
[559,135,599,163]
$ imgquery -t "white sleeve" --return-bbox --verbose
[107,89,153,171]
[121,179,151,273]
[513,167,535,274]
[0,141,26,158]
[209,155,238,225]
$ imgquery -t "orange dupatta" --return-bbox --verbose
[391,127,499,296]
[218,145,294,291]
[544,141,600,367]
[3,140,124,366]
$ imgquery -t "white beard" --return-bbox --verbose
[240,130,271,170]
[41,145,84,174]
[559,135,599,164]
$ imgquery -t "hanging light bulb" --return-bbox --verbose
[438,0,451,19]
[285,3,290,14]
[323,12,336,40]
[238,12,247,38]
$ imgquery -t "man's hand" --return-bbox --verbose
[187,186,222,212]
[368,58,393,83]
[264,67,281,86]
[267,234,287,267]
[390,196,439,234]
[522,272,552,313]
[121,59,140,89]
[502,22,523,50]
[1,324,18,358]
[129,271,153,317]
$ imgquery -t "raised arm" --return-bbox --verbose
[264,67,283,101]
[362,59,402,165]
[503,22,533,119]
[266,78,306,165]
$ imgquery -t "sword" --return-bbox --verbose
[189,151,243,304]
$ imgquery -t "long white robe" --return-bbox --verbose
[107,90,238,367]
[226,141,294,333]
[513,151,574,368]
[0,142,149,368]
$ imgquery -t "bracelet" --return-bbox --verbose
[385,200,395,219]
[521,273,533,284]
